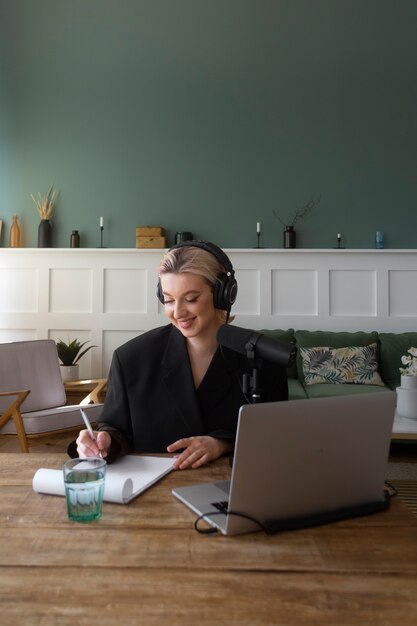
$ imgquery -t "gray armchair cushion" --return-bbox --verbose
[0,339,66,413]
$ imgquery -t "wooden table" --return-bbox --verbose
[392,412,417,441]
[64,379,107,406]
[1,453,417,626]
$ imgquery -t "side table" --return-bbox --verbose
[64,378,107,406]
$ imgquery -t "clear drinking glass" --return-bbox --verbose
[375,231,385,249]
[63,457,106,522]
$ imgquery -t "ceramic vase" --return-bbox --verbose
[9,215,20,247]
[38,219,52,247]
[284,226,296,249]
[60,364,79,382]
[396,375,417,420]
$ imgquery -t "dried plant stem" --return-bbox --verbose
[273,194,321,227]
[30,185,58,220]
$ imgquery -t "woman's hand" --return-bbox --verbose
[167,436,232,470]
[76,429,112,459]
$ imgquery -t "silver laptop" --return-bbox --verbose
[172,392,396,536]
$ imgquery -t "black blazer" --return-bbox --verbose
[96,324,288,459]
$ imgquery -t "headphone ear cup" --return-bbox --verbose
[213,273,238,311]
[212,273,227,310]
[156,279,164,304]
[225,275,238,308]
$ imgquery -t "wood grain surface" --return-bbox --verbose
[1,453,416,626]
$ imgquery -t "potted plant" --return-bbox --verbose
[56,338,96,382]
[397,347,417,420]
[399,347,417,387]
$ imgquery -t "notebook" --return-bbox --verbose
[33,455,174,504]
[172,392,396,535]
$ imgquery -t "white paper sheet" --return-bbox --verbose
[33,455,174,504]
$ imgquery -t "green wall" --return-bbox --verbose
[0,0,416,249]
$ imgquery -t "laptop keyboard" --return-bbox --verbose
[211,500,229,514]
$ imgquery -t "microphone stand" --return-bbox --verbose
[242,339,263,403]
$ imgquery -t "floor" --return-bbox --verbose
[0,430,78,454]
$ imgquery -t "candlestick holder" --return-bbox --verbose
[97,225,107,248]
[254,232,263,248]
[334,234,344,249]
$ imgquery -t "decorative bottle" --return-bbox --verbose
[284,226,296,249]
[70,230,80,248]
[9,215,20,248]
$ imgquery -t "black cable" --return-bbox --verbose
[194,493,392,536]
[194,510,268,535]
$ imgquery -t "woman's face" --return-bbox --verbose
[160,272,220,341]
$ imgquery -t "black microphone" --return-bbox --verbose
[217,324,297,368]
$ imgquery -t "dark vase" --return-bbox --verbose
[38,219,53,248]
[284,226,296,249]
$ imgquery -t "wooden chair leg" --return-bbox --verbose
[0,390,30,453]
[11,407,29,453]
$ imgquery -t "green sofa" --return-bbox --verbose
[261,329,417,401]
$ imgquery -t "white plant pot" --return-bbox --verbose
[400,374,417,390]
[60,364,80,382]
[397,375,417,420]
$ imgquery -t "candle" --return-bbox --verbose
[337,233,341,239]
[257,222,261,234]
[100,217,104,228]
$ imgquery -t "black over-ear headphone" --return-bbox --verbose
[157,240,238,312]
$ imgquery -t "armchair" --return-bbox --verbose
[0,340,105,452]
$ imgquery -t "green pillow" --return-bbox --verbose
[300,343,384,386]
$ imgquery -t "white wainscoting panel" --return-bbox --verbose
[271,269,318,317]
[389,270,417,317]
[49,268,93,313]
[0,248,416,377]
[329,270,376,317]
[104,268,147,314]
[233,269,260,316]
[0,268,39,312]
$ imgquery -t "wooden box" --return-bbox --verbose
[136,236,167,248]
[136,226,164,237]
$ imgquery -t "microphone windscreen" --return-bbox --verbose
[217,324,297,367]
[216,324,255,355]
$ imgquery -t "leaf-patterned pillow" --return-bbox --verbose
[300,343,384,386]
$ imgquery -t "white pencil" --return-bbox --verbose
[80,408,102,458]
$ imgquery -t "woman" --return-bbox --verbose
[74,241,288,469]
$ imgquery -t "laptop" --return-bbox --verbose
[172,392,396,535]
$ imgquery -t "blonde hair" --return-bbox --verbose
[159,246,234,323]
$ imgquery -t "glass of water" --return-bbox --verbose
[63,457,107,522]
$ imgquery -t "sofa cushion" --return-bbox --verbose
[288,378,308,400]
[294,330,379,384]
[379,332,417,390]
[260,329,297,379]
[304,382,391,399]
[300,343,384,386]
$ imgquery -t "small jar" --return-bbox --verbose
[70,230,80,248]
[175,231,193,244]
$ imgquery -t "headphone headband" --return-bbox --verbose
[167,240,234,276]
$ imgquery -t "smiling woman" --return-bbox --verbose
[70,241,288,468]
